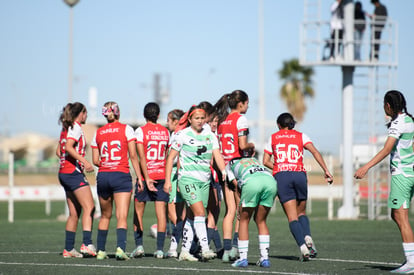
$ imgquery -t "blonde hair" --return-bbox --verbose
[102,101,120,122]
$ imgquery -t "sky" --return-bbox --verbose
[1,0,413,156]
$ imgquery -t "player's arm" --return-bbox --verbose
[304,142,333,184]
[262,151,273,170]
[238,135,255,151]
[212,148,227,182]
[164,148,179,194]
[128,140,143,191]
[354,136,396,179]
[136,142,157,192]
[56,143,61,158]
[92,147,100,167]
[65,138,93,172]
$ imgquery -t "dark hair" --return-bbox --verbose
[277,112,296,130]
[198,101,214,116]
[58,102,86,130]
[384,90,414,128]
[143,102,160,123]
[214,90,249,124]
[168,109,184,121]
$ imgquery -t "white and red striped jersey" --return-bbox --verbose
[59,122,86,174]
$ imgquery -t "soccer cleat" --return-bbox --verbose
[305,236,318,258]
[115,247,130,261]
[391,262,414,274]
[178,251,198,262]
[166,249,178,258]
[63,248,83,258]
[256,258,270,268]
[299,244,310,262]
[222,250,231,262]
[80,243,97,257]
[231,258,248,268]
[96,250,108,260]
[229,246,239,261]
[201,249,216,261]
[130,245,145,258]
[153,250,165,259]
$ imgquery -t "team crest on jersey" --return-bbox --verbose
[205,137,211,144]
[190,192,197,200]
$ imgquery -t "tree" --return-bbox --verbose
[278,58,315,122]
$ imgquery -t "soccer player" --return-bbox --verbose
[355,90,414,274]
[164,104,226,261]
[91,101,143,260]
[214,90,255,262]
[263,112,333,261]
[131,102,170,259]
[57,102,96,258]
[226,154,277,268]
[165,108,186,258]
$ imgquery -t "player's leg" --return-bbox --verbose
[62,191,83,258]
[96,194,112,259]
[231,206,253,268]
[222,183,237,262]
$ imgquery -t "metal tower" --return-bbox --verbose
[300,0,398,219]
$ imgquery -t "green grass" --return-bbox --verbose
[0,200,407,274]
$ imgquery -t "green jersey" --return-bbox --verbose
[226,157,273,189]
[171,127,219,182]
[388,113,414,177]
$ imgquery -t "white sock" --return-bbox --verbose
[181,220,194,253]
[238,239,249,260]
[194,216,209,252]
[258,235,270,261]
[403,242,414,264]
[169,235,177,251]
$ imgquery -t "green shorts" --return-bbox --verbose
[178,177,210,208]
[388,174,414,209]
[240,175,277,208]
[168,169,183,204]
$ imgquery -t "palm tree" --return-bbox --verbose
[278,58,315,122]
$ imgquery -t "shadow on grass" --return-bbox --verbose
[365,264,397,272]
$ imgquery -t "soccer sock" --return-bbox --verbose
[194,216,209,252]
[232,232,239,248]
[65,230,76,251]
[134,229,143,246]
[97,229,108,251]
[207,227,215,244]
[82,230,92,245]
[181,220,194,253]
[289,220,306,247]
[213,229,223,250]
[403,242,414,263]
[238,239,249,260]
[117,228,127,251]
[157,231,166,251]
[298,215,311,236]
[223,239,232,251]
[175,220,183,244]
[258,235,270,261]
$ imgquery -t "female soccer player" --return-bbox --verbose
[214,90,255,262]
[263,112,333,261]
[57,102,96,258]
[226,154,277,268]
[165,108,186,258]
[131,102,170,259]
[164,104,226,261]
[355,90,414,274]
[91,101,143,260]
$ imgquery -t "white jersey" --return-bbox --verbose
[171,126,219,182]
[388,113,414,177]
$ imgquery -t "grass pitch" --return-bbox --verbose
[0,199,406,274]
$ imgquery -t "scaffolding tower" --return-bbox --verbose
[300,0,398,219]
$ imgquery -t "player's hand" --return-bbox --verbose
[325,171,333,185]
[84,162,94,173]
[163,181,172,194]
[354,166,368,179]
[146,178,158,192]
[136,178,144,192]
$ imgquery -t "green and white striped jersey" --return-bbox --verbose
[171,127,219,182]
[388,113,414,177]
[225,157,273,189]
